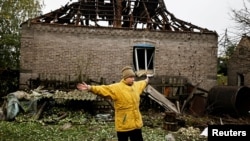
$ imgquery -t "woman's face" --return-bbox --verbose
[124,76,135,85]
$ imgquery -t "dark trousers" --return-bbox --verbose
[117,129,143,141]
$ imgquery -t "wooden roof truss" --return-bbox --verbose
[31,0,213,33]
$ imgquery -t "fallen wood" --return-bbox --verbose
[55,112,68,121]
[181,82,201,113]
[33,101,47,120]
[145,85,179,114]
[176,101,180,113]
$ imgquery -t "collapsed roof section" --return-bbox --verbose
[31,0,214,33]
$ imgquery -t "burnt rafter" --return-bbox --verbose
[31,0,214,33]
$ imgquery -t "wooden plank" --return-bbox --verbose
[145,85,179,114]
[181,82,200,113]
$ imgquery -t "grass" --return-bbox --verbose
[0,109,208,141]
[0,120,167,141]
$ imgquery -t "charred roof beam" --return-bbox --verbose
[28,0,214,33]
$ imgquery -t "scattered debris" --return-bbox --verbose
[145,85,179,113]
[165,133,176,141]
[60,122,73,131]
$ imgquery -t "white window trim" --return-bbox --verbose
[134,47,155,76]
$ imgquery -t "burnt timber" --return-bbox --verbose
[30,0,213,33]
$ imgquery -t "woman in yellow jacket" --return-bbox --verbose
[77,66,148,141]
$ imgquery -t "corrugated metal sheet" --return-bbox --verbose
[38,89,98,101]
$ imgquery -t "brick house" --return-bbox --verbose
[228,35,250,86]
[20,0,218,92]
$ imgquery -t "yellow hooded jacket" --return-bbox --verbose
[90,79,147,132]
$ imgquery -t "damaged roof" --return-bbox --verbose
[30,0,215,33]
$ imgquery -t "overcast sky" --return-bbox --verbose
[42,0,246,39]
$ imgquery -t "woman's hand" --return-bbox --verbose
[77,82,91,91]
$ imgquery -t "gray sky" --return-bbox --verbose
[42,0,245,39]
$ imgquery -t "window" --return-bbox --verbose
[133,43,155,76]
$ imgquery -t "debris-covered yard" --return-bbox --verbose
[1,98,250,141]
[0,105,208,141]
[1,105,250,141]
[1,86,250,141]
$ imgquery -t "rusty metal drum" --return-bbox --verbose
[207,86,250,116]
